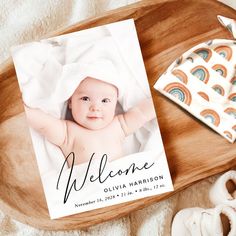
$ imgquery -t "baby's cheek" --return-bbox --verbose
[109,111,116,122]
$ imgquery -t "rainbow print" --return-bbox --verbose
[200,109,220,127]
[230,77,236,85]
[186,57,194,63]
[164,82,192,105]
[172,69,188,84]
[224,131,233,140]
[175,56,183,65]
[224,108,236,119]
[212,84,225,96]
[197,92,210,101]
[228,93,236,102]
[232,125,236,132]
[194,48,212,62]
[191,65,209,83]
[214,45,232,61]
[212,64,227,78]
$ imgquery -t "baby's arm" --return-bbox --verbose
[118,97,156,136]
[24,105,66,146]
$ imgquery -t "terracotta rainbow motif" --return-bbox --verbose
[200,109,220,127]
[230,76,236,85]
[228,93,236,102]
[232,125,236,132]
[224,108,236,119]
[186,57,194,63]
[224,131,233,140]
[212,84,225,96]
[164,82,192,105]
[172,69,188,84]
[194,48,212,62]
[197,92,209,101]
[212,64,227,78]
[175,56,183,65]
[214,45,232,61]
[191,65,209,83]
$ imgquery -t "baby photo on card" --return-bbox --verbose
[11,19,173,219]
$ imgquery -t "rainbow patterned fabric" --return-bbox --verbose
[154,16,236,143]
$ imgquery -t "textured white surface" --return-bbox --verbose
[0,0,235,235]
[0,0,138,64]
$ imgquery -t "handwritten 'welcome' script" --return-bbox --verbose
[56,152,155,204]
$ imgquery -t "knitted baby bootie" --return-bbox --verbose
[171,204,236,236]
[209,170,236,209]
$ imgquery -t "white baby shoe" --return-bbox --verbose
[171,204,236,236]
[209,170,236,209]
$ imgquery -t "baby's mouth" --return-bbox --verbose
[87,116,102,120]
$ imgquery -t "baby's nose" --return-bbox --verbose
[90,103,101,111]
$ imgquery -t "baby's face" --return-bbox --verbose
[69,77,118,130]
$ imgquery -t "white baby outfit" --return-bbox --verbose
[154,15,236,143]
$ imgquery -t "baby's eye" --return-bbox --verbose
[102,98,110,103]
[80,96,90,101]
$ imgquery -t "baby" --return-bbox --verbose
[24,77,156,167]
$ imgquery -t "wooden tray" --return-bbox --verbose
[1,0,236,230]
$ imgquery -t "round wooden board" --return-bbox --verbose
[1,0,236,230]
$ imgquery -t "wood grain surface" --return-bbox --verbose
[0,0,236,230]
